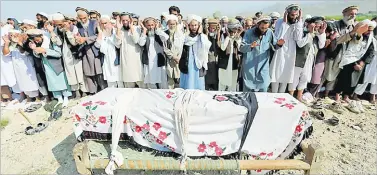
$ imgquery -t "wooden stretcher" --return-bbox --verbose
[73,140,323,175]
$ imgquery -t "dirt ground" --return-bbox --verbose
[1,97,376,175]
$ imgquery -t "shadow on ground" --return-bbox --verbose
[52,133,79,175]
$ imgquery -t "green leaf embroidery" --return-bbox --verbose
[167,132,171,136]
[146,121,149,125]
[202,141,205,145]
[222,147,226,151]
[75,123,79,127]
[92,105,98,110]
[86,106,90,110]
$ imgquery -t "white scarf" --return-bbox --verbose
[339,32,375,68]
[184,34,210,70]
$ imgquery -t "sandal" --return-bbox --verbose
[24,103,42,113]
[25,126,36,135]
[35,122,49,132]
[328,102,344,114]
[310,110,325,120]
[346,100,360,114]
[312,100,325,109]
[327,116,339,126]
[44,100,58,113]
[48,105,63,121]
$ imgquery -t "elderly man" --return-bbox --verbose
[27,29,71,107]
[95,15,122,88]
[51,13,88,98]
[270,4,304,93]
[20,19,38,32]
[288,16,327,101]
[164,15,184,89]
[179,14,212,90]
[353,20,377,104]
[205,18,220,90]
[76,9,106,94]
[243,18,253,31]
[240,16,284,92]
[139,17,169,89]
[218,19,243,91]
[36,12,48,29]
[115,12,144,88]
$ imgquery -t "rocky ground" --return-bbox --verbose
[1,97,376,175]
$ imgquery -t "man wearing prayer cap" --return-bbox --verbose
[131,13,140,26]
[204,18,220,90]
[89,10,100,21]
[75,7,89,14]
[323,5,369,104]
[21,19,37,32]
[288,16,326,101]
[36,12,48,29]
[114,12,144,88]
[255,12,263,19]
[112,12,120,20]
[76,8,106,94]
[138,17,169,89]
[269,3,303,93]
[179,14,212,90]
[163,14,184,89]
[240,16,285,92]
[160,12,169,31]
[353,19,377,104]
[26,28,72,106]
[269,12,280,31]
[217,19,243,91]
[51,13,89,98]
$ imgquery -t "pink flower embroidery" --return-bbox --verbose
[215,147,223,156]
[215,95,228,102]
[209,141,218,148]
[99,116,107,124]
[142,124,150,131]
[95,101,106,105]
[166,94,172,99]
[259,152,266,156]
[156,139,163,144]
[153,122,161,130]
[135,126,142,133]
[267,152,274,157]
[123,116,127,124]
[284,103,295,109]
[82,101,92,106]
[198,143,207,153]
[251,155,257,158]
[170,147,175,152]
[274,100,283,104]
[158,131,168,141]
[166,91,175,99]
[75,114,81,121]
[295,125,302,133]
[256,169,262,172]
[276,98,286,101]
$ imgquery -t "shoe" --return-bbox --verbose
[356,101,365,113]
[328,102,343,114]
[346,101,360,114]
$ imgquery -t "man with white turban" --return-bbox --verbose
[95,15,122,88]
[2,29,40,102]
[163,14,184,89]
[36,12,48,29]
[205,18,220,90]
[218,19,243,91]
[115,12,144,88]
[269,12,280,31]
[179,14,212,90]
[76,9,106,94]
[139,17,169,89]
[51,13,88,98]
[353,19,377,104]
[269,4,304,93]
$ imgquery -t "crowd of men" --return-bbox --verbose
[1,4,376,113]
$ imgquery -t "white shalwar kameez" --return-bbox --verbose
[270,19,304,93]
[143,37,168,89]
[218,36,241,91]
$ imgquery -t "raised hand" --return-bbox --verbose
[250,41,260,48]
[308,23,316,33]
[2,35,10,44]
[116,17,122,29]
[319,22,327,34]
[356,24,369,35]
[277,39,285,45]
[46,24,54,33]
[29,41,36,50]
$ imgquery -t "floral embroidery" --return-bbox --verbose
[158,131,169,141]
[99,116,107,124]
[284,103,295,109]
[135,126,142,133]
[153,122,161,130]
[75,114,81,122]
[165,91,177,99]
[142,124,150,131]
[82,101,92,107]
[213,95,229,102]
[276,98,286,101]
[267,152,274,157]
[274,100,283,104]
[295,125,303,133]
[198,143,207,152]
[95,101,107,105]
[256,170,262,172]
[123,116,127,124]
[197,141,226,156]
[209,141,218,148]
[215,147,223,156]
[156,139,163,144]
[275,97,297,110]
[259,152,266,156]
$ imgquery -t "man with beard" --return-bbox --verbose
[218,19,243,92]
[36,12,48,29]
[269,4,303,93]
[95,15,123,88]
[204,18,220,90]
[269,12,280,32]
[112,12,120,20]
[179,14,211,90]
[240,16,285,92]
[131,13,140,26]
[352,20,377,104]
[27,29,71,107]
[89,10,100,21]
[2,29,40,102]
[288,17,326,102]
[164,15,184,89]
[51,13,88,98]
[243,18,253,31]
[76,9,106,94]
[139,17,169,89]
[20,19,38,32]
[115,12,144,88]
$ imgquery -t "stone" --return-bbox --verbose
[340,143,347,148]
[341,158,349,164]
[351,125,362,131]
[349,149,356,153]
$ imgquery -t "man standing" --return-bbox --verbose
[115,12,144,88]
[179,14,211,90]
[76,9,106,94]
[36,12,48,29]
[269,4,303,93]
[89,10,100,21]
[139,17,169,89]
[240,16,284,92]
[204,18,220,90]
[52,13,88,98]
[164,15,184,89]
[269,12,280,32]
[218,19,242,91]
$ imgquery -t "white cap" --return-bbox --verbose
[166,14,178,22]
[269,12,280,18]
[22,19,37,27]
[100,15,111,21]
[37,12,48,18]
[52,13,65,21]
[187,14,202,24]
[161,12,169,17]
